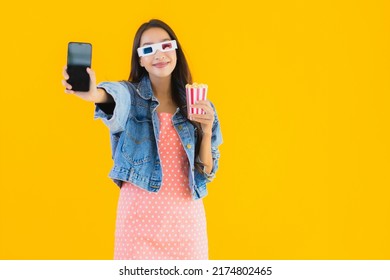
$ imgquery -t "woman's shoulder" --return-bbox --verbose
[119,80,139,94]
[96,80,139,97]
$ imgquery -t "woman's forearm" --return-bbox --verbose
[94,88,114,103]
[199,132,213,174]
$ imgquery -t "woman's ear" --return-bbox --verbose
[139,59,143,67]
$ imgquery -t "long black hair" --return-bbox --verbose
[128,19,204,173]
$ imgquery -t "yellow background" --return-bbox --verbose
[1,0,389,259]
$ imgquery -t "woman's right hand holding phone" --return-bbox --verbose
[62,66,112,103]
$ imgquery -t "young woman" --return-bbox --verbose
[62,19,222,260]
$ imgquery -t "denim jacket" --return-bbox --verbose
[93,75,223,200]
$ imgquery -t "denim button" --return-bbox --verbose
[178,125,183,130]
[186,144,192,149]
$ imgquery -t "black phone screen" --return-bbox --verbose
[67,42,92,92]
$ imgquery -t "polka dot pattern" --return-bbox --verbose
[113,112,208,260]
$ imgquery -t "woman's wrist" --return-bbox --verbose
[202,131,212,138]
[94,88,114,103]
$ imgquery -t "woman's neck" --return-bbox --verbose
[150,75,177,113]
[150,75,173,101]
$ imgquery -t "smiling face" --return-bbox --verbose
[139,27,177,81]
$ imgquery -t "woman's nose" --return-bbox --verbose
[154,50,166,60]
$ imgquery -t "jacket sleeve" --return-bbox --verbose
[93,82,131,134]
[202,102,223,182]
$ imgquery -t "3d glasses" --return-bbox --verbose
[137,40,178,57]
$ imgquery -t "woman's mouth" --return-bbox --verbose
[153,62,169,68]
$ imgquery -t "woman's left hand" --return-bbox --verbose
[189,100,215,135]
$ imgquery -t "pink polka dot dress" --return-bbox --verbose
[113,112,208,260]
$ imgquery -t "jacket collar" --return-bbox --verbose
[134,75,188,123]
[136,75,154,100]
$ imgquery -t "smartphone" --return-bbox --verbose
[67,42,92,92]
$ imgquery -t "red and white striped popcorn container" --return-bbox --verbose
[186,83,208,116]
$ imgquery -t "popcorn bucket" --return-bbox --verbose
[186,83,208,116]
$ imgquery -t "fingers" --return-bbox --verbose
[64,89,75,94]
[63,65,69,80]
[62,65,73,94]
[191,100,212,107]
[86,67,96,86]
[189,114,205,122]
[62,79,71,88]
[190,100,214,124]
[190,106,213,115]
[191,102,214,115]
[189,114,212,126]
[62,66,96,95]
[61,78,73,94]
[190,113,213,121]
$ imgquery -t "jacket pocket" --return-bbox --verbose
[121,116,154,166]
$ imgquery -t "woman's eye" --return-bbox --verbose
[162,43,172,50]
[143,47,153,54]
